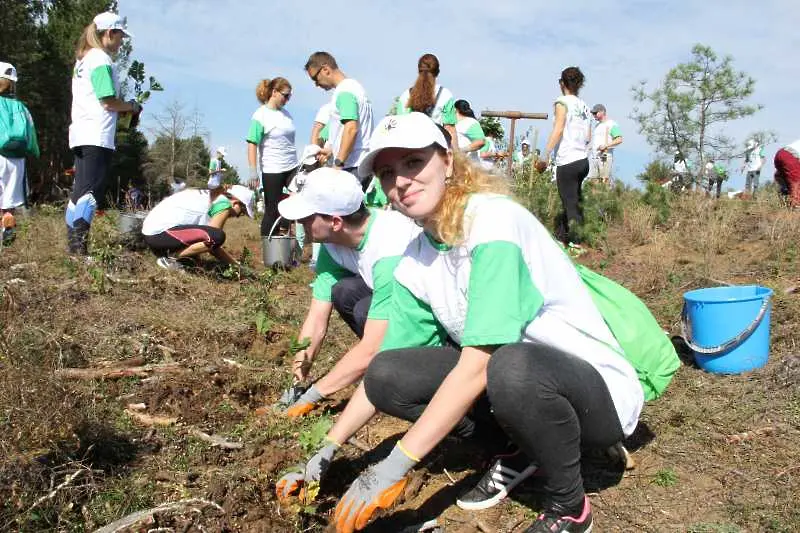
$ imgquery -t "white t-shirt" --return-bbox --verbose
[456,117,486,160]
[328,79,374,168]
[142,189,211,236]
[395,85,457,126]
[246,106,298,173]
[69,48,120,150]
[314,103,333,125]
[553,95,591,167]
[385,194,644,436]
[745,142,765,172]
[591,119,622,154]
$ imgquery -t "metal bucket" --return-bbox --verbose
[262,217,296,268]
[118,211,147,234]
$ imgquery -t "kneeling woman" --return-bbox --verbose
[142,185,254,270]
[278,113,676,533]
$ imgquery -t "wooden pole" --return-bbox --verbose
[481,110,549,178]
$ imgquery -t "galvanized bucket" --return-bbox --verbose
[118,211,147,234]
[262,217,296,268]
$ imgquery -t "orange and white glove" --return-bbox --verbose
[285,384,324,418]
[333,443,417,532]
[276,438,339,501]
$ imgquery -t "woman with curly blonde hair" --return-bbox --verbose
[274,113,680,533]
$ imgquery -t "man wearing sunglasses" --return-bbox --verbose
[304,52,374,188]
[589,104,623,185]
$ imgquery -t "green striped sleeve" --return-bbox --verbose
[311,246,353,302]
[609,124,622,138]
[461,241,544,347]
[247,119,264,144]
[90,65,116,99]
[465,122,486,141]
[380,281,448,351]
[319,122,329,142]
[208,197,232,217]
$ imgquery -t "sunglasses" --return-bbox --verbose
[280,91,292,100]
[310,67,324,84]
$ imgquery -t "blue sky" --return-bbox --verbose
[119,0,800,190]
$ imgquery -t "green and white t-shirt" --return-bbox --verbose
[553,95,591,167]
[479,137,496,170]
[591,119,622,154]
[382,193,644,436]
[69,48,120,150]
[394,85,457,126]
[208,195,233,217]
[311,209,420,320]
[456,117,486,159]
[142,189,211,236]
[745,142,765,172]
[315,103,333,146]
[328,78,374,168]
[247,106,298,173]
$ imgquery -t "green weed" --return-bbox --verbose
[652,468,678,487]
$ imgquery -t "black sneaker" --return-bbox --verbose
[524,496,593,533]
[456,450,539,510]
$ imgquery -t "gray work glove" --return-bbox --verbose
[276,440,339,501]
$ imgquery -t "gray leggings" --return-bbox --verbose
[363,341,624,509]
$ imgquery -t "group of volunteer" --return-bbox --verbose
[3,9,797,532]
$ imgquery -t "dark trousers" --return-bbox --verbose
[331,276,372,338]
[555,158,590,244]
[364,342,624,510]
[66,145,114,254]
[261,167,297,237]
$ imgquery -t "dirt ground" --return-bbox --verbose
[1,195,799,532]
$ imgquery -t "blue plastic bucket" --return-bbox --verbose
[682,285,773,374]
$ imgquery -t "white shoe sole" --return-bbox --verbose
[456,463,539,510]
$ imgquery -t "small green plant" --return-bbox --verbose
[652,467,678,487]
[88,266,107,294]
[298,415,333,454]
[254,311,273,335]
[289,336,312,356]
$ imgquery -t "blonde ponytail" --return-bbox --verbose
[75,22,105,60]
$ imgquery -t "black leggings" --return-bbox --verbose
[331,276,372,338]
[144,225,226,255]
[364,342,624,509]
[261,167,297,237]
[555,157,590,244]
[70,145,114,207]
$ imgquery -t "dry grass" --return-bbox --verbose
[1,197,799,532]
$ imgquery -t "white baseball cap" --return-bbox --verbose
[357,112,448,178]
[521,139,530,146]
[93,12,133,37]
[216,146,228,157]
[228,185,255,218]
[0,62,18,82]
[278,168,364,220]
[300,145,322,166]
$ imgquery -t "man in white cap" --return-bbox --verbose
[208,146,227,189]
[513,138,533,169]
[274,167,420,417]
[590,104,623,184]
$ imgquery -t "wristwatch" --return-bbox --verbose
[334,158,344,168]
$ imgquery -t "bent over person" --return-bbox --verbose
[272,168,420,417]
[276,113,679,533]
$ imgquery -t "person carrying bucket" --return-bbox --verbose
[270,167,421,418]
[141,184,254,270]
[275,113,680,533]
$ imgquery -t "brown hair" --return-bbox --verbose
[304,51,338,71]
[0,79,14,95]
[407,53,440,114]
[255,77,292,104]
[75,22,107,60]
[429,150,509,246]
[560,66,585,95]
[320,203,370,226]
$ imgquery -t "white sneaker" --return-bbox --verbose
[156,257,184,271]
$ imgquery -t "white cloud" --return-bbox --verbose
[119,0,800,189]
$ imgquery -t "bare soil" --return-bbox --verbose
[1,196,798,532]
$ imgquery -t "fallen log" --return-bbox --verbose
[124,409,177,427]
[55,363,182,380]
[189,429,243,450]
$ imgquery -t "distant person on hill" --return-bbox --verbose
[742,138,765,198]
[246,77,298,241]
[65,12,141,257]
[304,51,374,185]
[141,185,254,270]
[0,62,40,245]
[455,99,486,160]
[541,66,592,247]
[704,161,726,199]
[589,104,623,185]
[513,138,533,169]
[394,53,458,143]
[271,168,421,417]
[207,146,228,190]
[774,139,800,207]
[479,134,501,171]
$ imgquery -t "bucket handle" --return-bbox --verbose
[681,295,771,355]
[267,216,285,241]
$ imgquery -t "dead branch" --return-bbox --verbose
[98,356,147,368]
[55,363,182,380]
[27,468,87,513]
[104,273,148,285]
[92,498,224,533]
[442,468,457,486]
[124,409,177,427]
[189,429,243,450]
[725,426,776,444]
[221,358,269,371]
